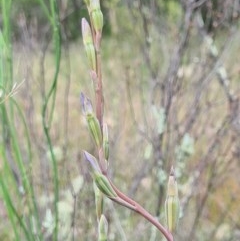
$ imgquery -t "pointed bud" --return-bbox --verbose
[89,0,103,33]
[94,182,104,221]
[81,18,97,71]
[93,172,117,198]
[103,123,109,161]
[80,94,102,147]
[87,113,102,147]
[81,18,93,45]
[165,167,180,233]
[80,93,93,115]
[84,43,97,71]
[98,215,108,241]
[83,151,101,174]
[167,167,178,196]
[91,9,103,33]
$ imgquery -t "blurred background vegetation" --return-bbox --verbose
[0,0,240,240]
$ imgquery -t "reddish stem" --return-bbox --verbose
[93,30,103,128]
[88,9,172,241]
[109,179,173,241]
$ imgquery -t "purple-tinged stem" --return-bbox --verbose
[109,178,173,241]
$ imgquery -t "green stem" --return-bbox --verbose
[0,176,32,241]
[1,0,13,91]
[0,1,42,237]
[0,147,20,240]
[1,104,37,240]
[11,98,43,240]
[41,1,61,240]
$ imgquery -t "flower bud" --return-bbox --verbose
[93,172,117,198]
[98,215,108,241]
[81,18,97,71]
[94,182,104,221]
[81,18,93,46]
[91,9,103,33]
[86,113,102,147]
[89,0,103,33]
[84,43,97,71]
[165,167,180,233]
[80,94,102,146]
[80,93,93,115]
[103,123,109,161]
[83,151,101,173]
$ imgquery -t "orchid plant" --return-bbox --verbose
[80,1,179,240]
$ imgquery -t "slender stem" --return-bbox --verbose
[11,99,43,240]
[84,4,172,241]
[0,147,20,240]
[109,179,173,241]
[0,177,32,241]
[94,31,105,171]
[95,32,103,128]
[1,0,13,92]
[41,0,61,239]
[136,205,173,241]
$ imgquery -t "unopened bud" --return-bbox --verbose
[165,167,180,233]
[103,123,109,161]
[91,9,103,33]
[167,168,178,196]
[81,18,97,71]
[89,0,103,32]
[81,18,93,45]
[83,151,101,173]
[94,182,104,221]
[81,94,102,147]
[98,215,108,241]
[85,43,97,71]
[87,113,102,147]
[80,93,93,115]
[93,172,117,198]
